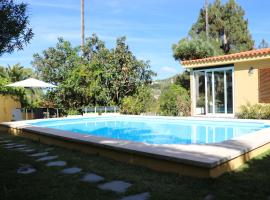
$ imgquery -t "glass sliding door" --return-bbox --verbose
[226,70,233,113]
[194,71,205,115]
[193,67,233,115]
[206,72,213,113]
[214,71,225,113]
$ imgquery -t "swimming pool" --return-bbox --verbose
[2,115,270,177]
[29,116,269,145]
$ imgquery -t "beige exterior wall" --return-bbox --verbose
[234,58,270,112]
[0,95,21,122]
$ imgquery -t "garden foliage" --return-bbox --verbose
[237,103,270,119]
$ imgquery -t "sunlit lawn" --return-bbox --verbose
[1,132,270,200]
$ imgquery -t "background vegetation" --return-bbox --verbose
[237,103,270,119]
[172,0,254,61]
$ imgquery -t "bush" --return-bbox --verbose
[159,84,190,116]
[120,86,155,115]
[236,103,270,119]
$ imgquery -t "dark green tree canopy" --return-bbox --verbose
[33,34,156,111]
[0,0,33,55]
[173,0,254,61]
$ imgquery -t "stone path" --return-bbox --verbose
[61,167,82,174]
[17,165,36,174]
[81,173,104,183]
[46,161,67,167]
[30,152,49,157]
[98,180,132,193]
[121,192,150,200]
[1,138,150,199]
[36,155,58,162]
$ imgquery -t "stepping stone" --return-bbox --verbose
[21,149,36,153]
[98,180,132,193]
[16,147,29,151]
[0,140,12,143]
[121,192,150,200]
[61,167,82,174]
[4,143,17,147]
[46,161,67,167]
[204,194,216,200]
[36,156,58,162]
[45,147,54,151]
[4,146,16,149]
[81,173,104,183]
[30,152,49,157]
[13,144,27,148]
[17,165,36,174]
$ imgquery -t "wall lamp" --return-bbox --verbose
[248,67,254,75]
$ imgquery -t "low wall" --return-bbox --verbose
[0,95,21,122]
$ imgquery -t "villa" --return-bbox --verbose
[182,48,270,116]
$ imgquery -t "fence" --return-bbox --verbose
[19,108,63,120]
[13,106,120,121]
[83,106,120,114]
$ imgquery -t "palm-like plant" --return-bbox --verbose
[6,64,33,82]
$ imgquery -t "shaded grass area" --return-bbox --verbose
[1,133,270,200]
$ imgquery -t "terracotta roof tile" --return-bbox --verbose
[181,48,270,66]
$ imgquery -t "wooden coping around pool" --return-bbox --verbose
[1,119,270,178]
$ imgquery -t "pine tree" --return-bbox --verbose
[258,39,269,49]
[173,0,254,61]
[189,0,254,54]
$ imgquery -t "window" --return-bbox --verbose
[259,68,270,103]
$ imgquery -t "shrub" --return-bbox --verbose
[120,86,155,115]
[236,103,270,119]
[159,84,190,116]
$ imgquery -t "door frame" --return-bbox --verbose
[192,66,235,117]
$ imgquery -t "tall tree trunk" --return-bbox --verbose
[81,0,85,47]
[205,0,209,40]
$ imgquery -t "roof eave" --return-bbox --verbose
[181,54,270,69]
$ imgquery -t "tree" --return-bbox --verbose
[33,34,156,111]
[32,38,80,85]
[5,63,33,82]
[258,39,269,49]
[159,84,190,116]
[121,86,154,115]
[0,0,33,55]
[173,0,254,61]
[174,70,190,91]
[172,37,220,61]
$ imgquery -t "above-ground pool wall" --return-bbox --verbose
[234,58,270,112]
[0,95,21,123]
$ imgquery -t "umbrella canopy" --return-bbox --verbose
[7,78,56,88]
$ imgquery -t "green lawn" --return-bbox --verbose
[0,132,270,200]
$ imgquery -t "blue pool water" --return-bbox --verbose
[29,117,269,145]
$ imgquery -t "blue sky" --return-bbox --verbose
[2,0,270,79]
